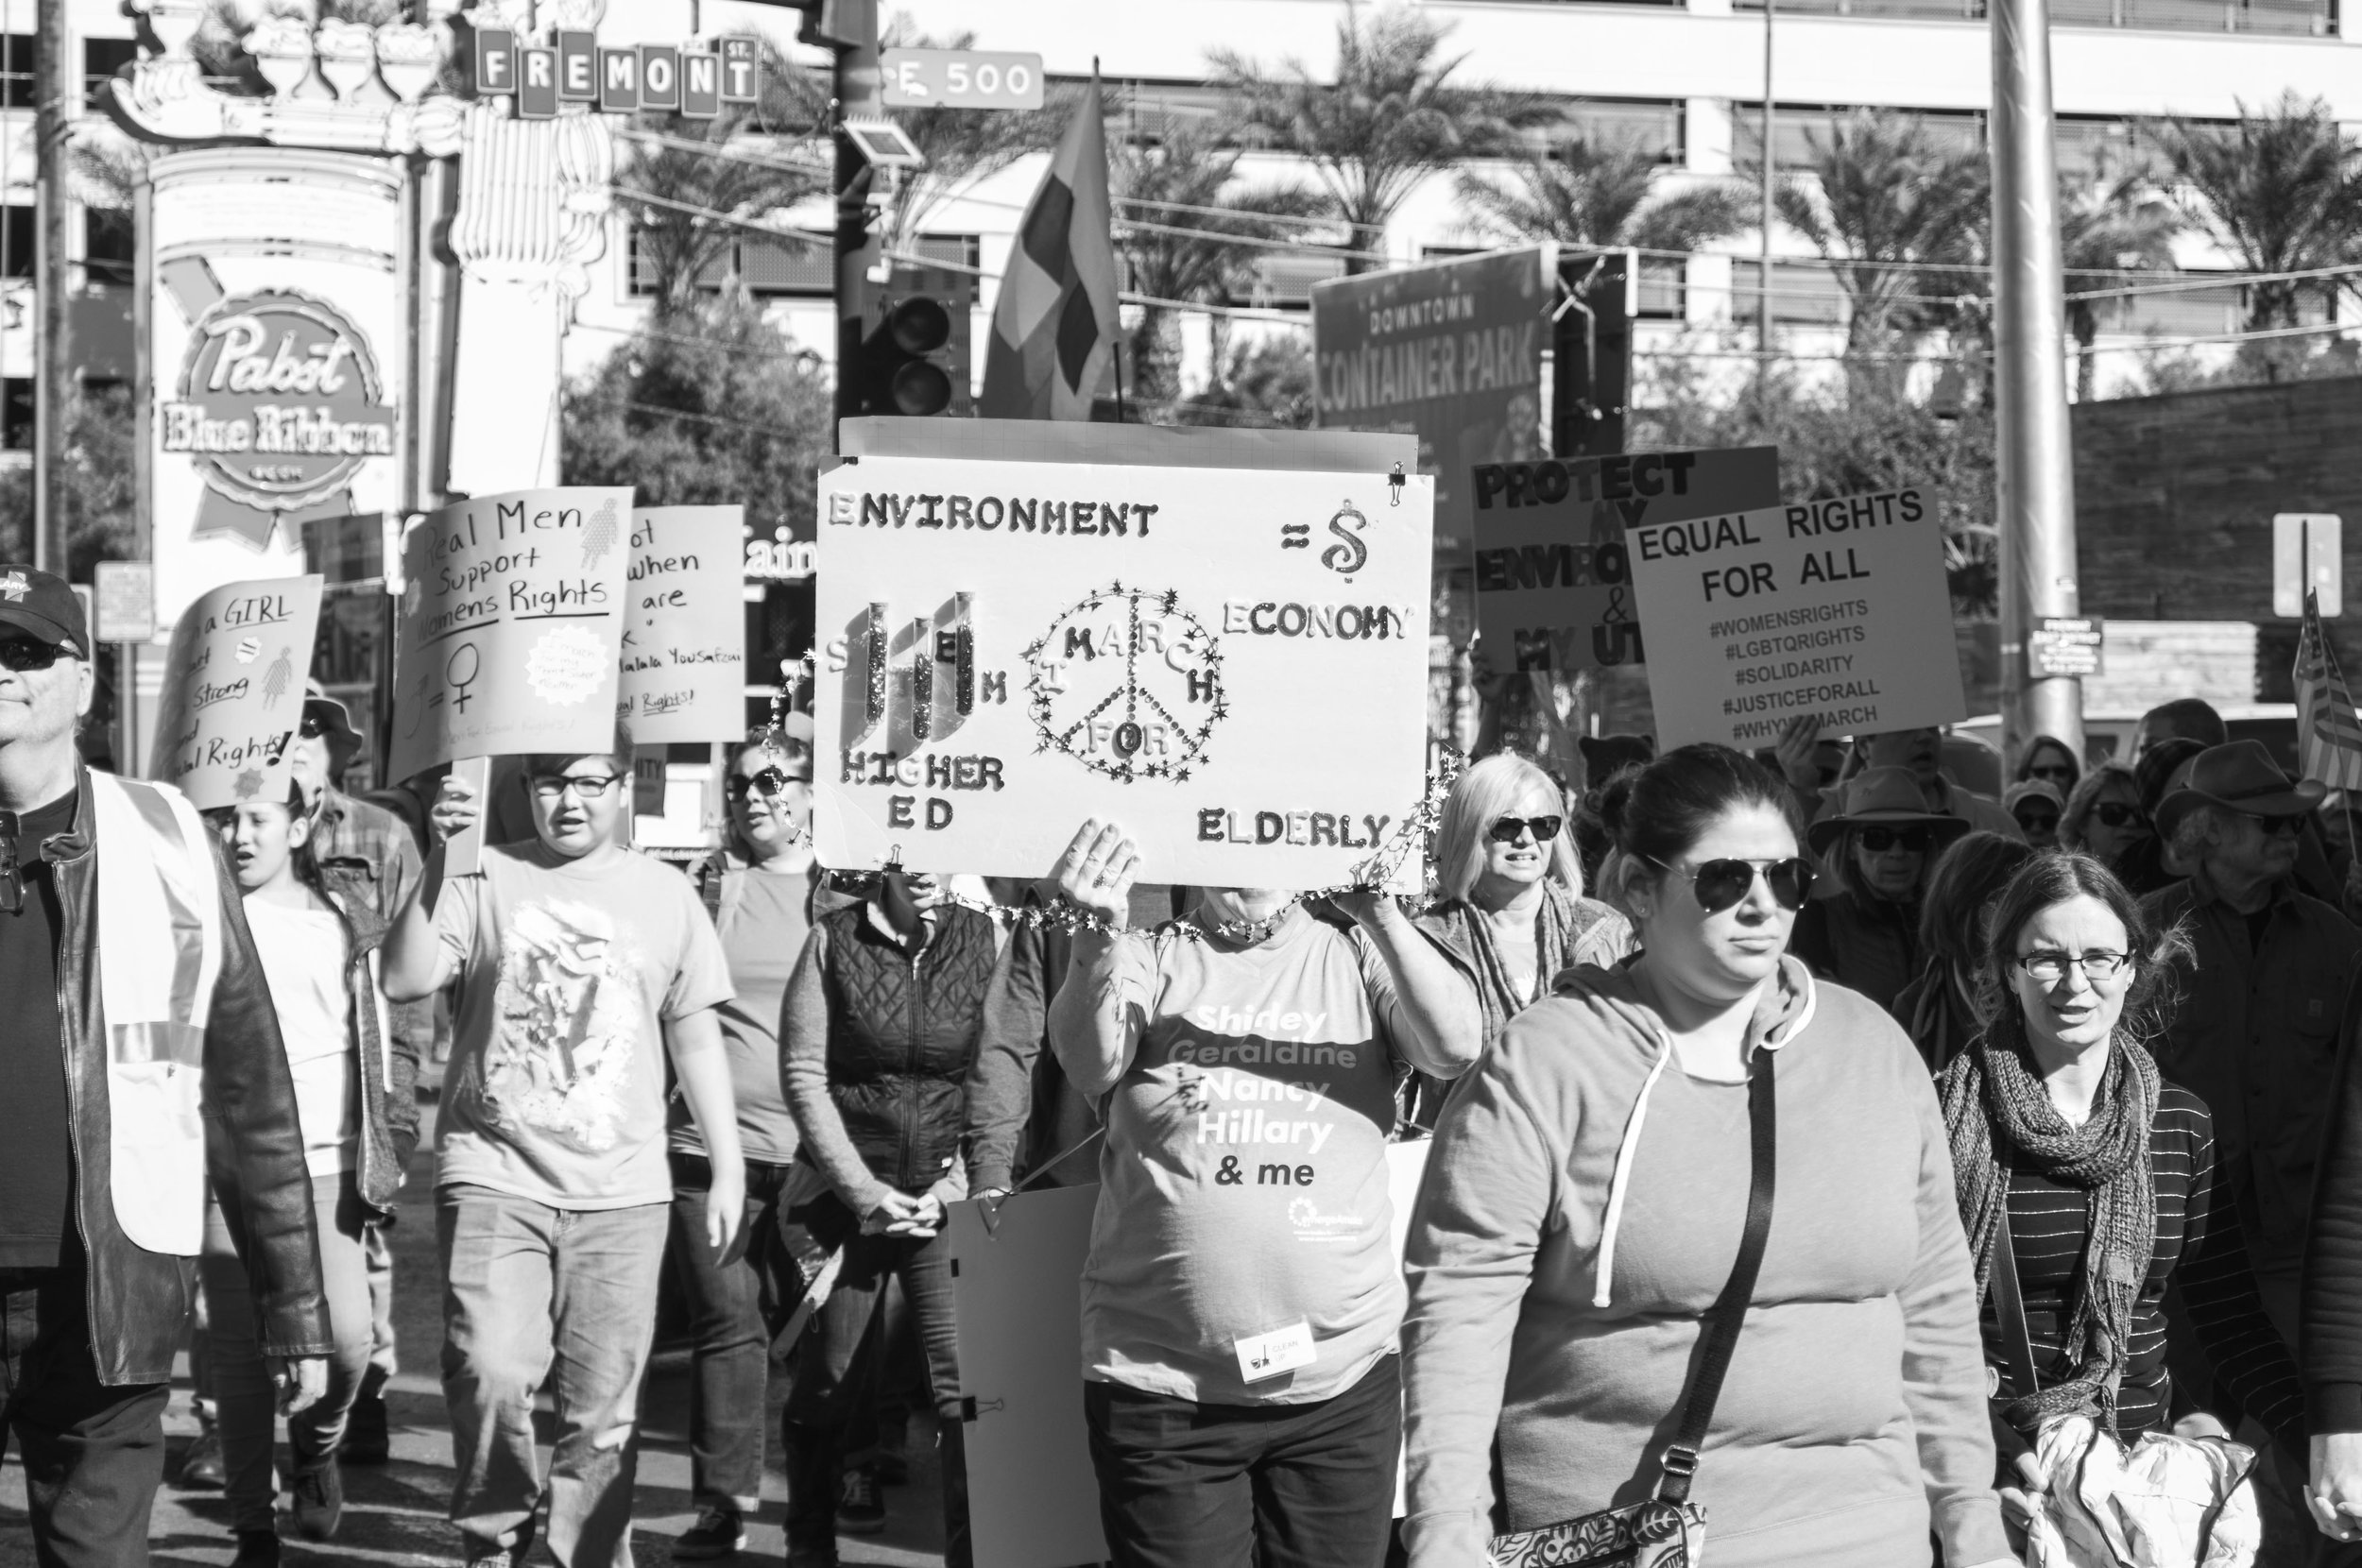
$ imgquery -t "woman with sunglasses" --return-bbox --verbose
[1403,744,2012,1568]
[1789,767,1972,1017]
[1935,853,2305,1532]
[2014,734,2082,798]
[1410,754,1633,1121]
[2060,762,2152,880]
[1893,831,2039,1076]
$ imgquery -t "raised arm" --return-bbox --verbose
[1042,821,1152,1099]
[1333,891,1481,1079]
[382,773,477,1002]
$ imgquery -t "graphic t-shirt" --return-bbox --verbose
[245,898,357,1177]
[1082,905,1408,1406]
[671,861,813,1166]
[435,842,732,1208]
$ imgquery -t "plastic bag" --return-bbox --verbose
[2017,1414,2261,1568]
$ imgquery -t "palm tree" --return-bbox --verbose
[1457,131,1751,254]
[2057,165,2182,401]
[1112,120,1326,404]
[1769,110,1990,368]
[1209,4,1547,273]
[2143,92,2362,333]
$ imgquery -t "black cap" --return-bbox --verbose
[0,567,86,656]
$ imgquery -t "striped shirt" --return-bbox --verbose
[1985,1083,2305,1445]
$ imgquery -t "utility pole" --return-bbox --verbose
[1991,0,2083,765]
[830,0,880,436]
[1757,0,1774,377]
[32,0,67,573]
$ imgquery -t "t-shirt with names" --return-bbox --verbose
[435,843,732,1209]
[1082,905,1408,1406]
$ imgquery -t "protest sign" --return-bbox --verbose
[387,486,633,782]
[616,505,745,743]
[813,453,1434,890]
[1626,486,1965,749]
[149,575,324,810]
[1311,247,1550,547]
[1470,447,1781,675]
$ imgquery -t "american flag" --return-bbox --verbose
[2294,589,2362,791]
[979,74,1120,421]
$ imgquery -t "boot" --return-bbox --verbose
[782,1421,840,1566]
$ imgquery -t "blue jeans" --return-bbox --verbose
[668,1153,797,1512]
[436,1185,668,1568]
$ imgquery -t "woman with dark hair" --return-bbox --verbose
[2114,738,2208,896]
[1936,853,2305,1517]
[2059,761,2151,879]
[1402,744,2011,1568]
[1894,831,2040,1075]
[1789,766,1971,1015]
[2016,735,2081,796]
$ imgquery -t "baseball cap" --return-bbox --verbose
[0,567,86,656]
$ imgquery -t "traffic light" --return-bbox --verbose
[855,294,954,416]
[1554,248,1634,459]
[744,0,867,48]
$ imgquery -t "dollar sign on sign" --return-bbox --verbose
[1322,501,1369,577]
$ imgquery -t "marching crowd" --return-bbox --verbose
[12,552,2362,1568]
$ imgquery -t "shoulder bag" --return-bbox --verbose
[1487,1044,1777,1568]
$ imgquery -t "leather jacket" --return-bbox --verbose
[48,767,330,1386]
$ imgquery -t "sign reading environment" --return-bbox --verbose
[1310,247,1549,548]
[1627,487,1965,749]
[813,454,1434,890]
[387,486,633,780]
[617,505,746,744]
[1470,446,1780,675]
[149,575,325,810]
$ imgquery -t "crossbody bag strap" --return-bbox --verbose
[1989,1186,2043,1406]
[1657,1043,1778,1506]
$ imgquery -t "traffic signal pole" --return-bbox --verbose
[33,0,68,572]
[1991,0,2084,766]
[831,0,880,435]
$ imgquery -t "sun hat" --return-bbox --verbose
[1807,765,1977,856]
[2151,740,2323,841]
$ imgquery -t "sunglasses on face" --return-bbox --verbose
[727,767,809,800]
[2243,811,2303,838]
[526,772,625,801]
[2090,803,2146,829]
[1487,814,1563,844]
[1857,825,1934,854]
[299,716,327,740]
[1652,855,1815,914]
[0,638,69,672]
[2015,810,2061,833]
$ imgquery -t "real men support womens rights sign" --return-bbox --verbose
[1625,487,1966,750]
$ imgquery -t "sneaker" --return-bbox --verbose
[341,1388,390,1464]
[230,1528,281,1568]
[290,1460,344,1541]
[837,1467,886,1535]
[179,1430,226,1489]
[673,1504,747,1559]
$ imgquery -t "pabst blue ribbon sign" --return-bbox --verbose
[163,289,396,520]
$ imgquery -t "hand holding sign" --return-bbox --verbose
[1052,818,1139,925]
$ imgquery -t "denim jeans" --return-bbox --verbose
[667,1153,797,1512]
[437,1185,669,1568]
[783,1222,970,1568]
[0,1243,172,1568]
[201,1171,377,1532]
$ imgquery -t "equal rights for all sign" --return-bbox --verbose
[1625,487,1965,750]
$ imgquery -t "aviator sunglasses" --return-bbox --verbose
[1648,854,1815,914]
[1487,814,1563,844]
[2090,802,2147,829]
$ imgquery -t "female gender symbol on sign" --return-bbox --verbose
[1023,585,1224,783]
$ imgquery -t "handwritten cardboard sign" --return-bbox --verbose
[1626,486,1965,749]
[387,486,633,781]
[615,505,746,744]
[813,453,1434,890]
[1470,446,1780,676]
[150,574,325,810]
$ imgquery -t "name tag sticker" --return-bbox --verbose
[1234,1320,1316,1383]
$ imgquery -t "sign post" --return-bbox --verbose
[2275,513,2341,618]
[94,561,157,774]
[2028,615,2105,680]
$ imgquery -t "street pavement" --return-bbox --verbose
[0,1127,950,1567]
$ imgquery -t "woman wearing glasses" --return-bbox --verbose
[2014,734,2083,798]
[1402,744,2012,1568]
[1409,754,1632,1121]
[2059,762,2153,880]
[1789,767,1972,1016]
[1934,853,2305,1528]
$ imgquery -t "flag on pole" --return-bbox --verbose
[979,75,1120,420]
[2294,588,2362,791]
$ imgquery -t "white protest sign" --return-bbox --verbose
[1627,486,1964,749]
[149,575,325,810]
[1469,447,1780,673]
[813,454,1434,889]
[617,505,746,743]
[387,486,632,781]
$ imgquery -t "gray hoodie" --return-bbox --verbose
[1401,956,2011,1568]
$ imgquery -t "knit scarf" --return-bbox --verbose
[1937,1020,2159,1433]
[1439,880,1587,1045]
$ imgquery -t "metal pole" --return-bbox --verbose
[1758,0,1775,369]
[1992,0,2083,765]
[32,0,68,573]
[830,0,881,439]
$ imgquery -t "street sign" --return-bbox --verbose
[2028,615,2104,679]
[881,47,1043,111]
[2275,512,2341,617]
[93,560,155,643]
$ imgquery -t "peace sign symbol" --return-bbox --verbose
[1023,585,1224,783]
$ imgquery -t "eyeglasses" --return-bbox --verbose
[1857,825,1934,854]
[2017,949,2132,984]
[1650,855,1815,914]
[2243,811,2303,838]
[526,772,626,800]
[727,767,809,800]
[1487,814,1563,844]
[2090,803,2147,829]
[2014,810,2061,833]
[0,638,69,672]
